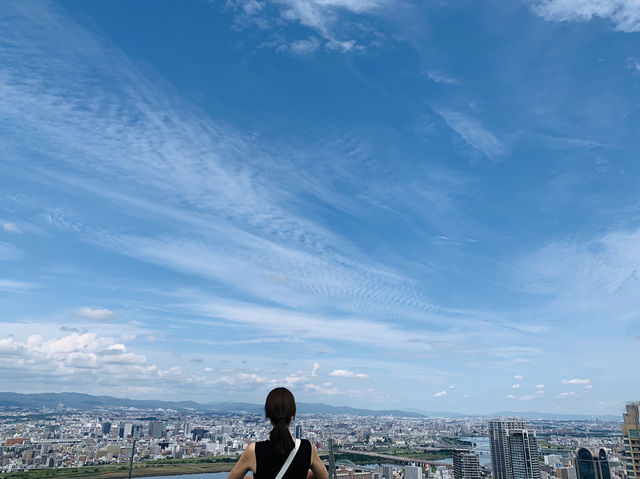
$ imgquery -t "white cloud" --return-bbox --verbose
[512,383,521,389]
[275,0,387,33]
[535,384,545,389]
[533,0,640,32]
[426,71,459,85]
[74,307,116,322]
[514,374,523,380]
[562,378,590,384]
[311,361,320,376]
[329,368,369,378]
[433,390,447,397]
[0,220,21,233]
[0,332,161,385]
[436,109,506,160]
[304,382,339,395]
[225,0,392,53]
[585,384,594,389]
[520,390,545,400]
[555,391,578,398]
[505,394,515,399]
[448,384,455,389]
[278,37,322,56]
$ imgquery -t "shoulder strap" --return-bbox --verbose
[275,438,301,479]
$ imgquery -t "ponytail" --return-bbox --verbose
[269,417,294,460]
[265,388,297,461]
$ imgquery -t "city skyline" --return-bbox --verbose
[1,0,640,413]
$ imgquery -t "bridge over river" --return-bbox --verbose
[337,449,452,467]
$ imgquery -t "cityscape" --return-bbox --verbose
[1,399,639,479]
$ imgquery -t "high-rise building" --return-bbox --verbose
[149,421,164,439]
[454,451,480,479]
[101,422,111,435]
[623,403,640,479]
[453,451,480,479]
[383,465,394,479]
[509,429,541,479]
[405,466,423,479]
[132,423,142,438]
[489,418,526,479]
[574,448,610,479]
[296,425,303,439]
[119,423,133,438]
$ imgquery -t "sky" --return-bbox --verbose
[1,0,640,416]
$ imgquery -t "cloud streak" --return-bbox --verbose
[533,0,640,32]
[436,109,506,161]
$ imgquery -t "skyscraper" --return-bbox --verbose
[453,451,480,479]
[295,425,303,439]
[405,466,423,479]
[623,403,640,479]
[508,429,541,479]
[149,421,164,439]
[489,418,525,479]
[575,448,610,479]
[383,465,394,479]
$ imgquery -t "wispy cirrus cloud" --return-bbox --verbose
[0,279,35,291]
[532,0,640,32]
[426,71,459,85]
[224,0,395,52]
[516,227,640,320]
[436,109,506,161]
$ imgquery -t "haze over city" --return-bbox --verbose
[1,0,640,415]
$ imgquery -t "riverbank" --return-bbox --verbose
[0,461,234,479]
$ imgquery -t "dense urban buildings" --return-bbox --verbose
[623,403,640,479]
[0,403,630,479]
[575,448,611,479]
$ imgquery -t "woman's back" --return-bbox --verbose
[255,438,312,479]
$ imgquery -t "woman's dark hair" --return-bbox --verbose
[265,387,296,460]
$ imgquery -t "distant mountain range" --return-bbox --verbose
[0,392,621,421]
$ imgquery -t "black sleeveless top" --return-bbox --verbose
[255,439,311,479]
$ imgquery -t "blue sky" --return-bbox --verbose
[1,0,639,415]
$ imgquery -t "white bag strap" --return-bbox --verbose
[275,438,301,479]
